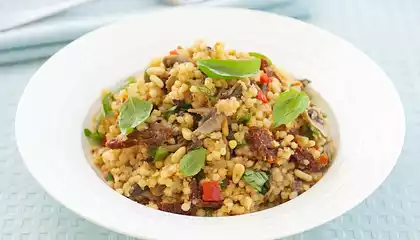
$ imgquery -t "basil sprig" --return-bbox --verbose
[118,96,153,135]
[180,148,207,177]
[242,169,270,193]
[197,59,260,80]
[273,88,309,127]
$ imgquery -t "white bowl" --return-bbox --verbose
[15,7,405,240]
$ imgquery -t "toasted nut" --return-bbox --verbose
[232,163,245,183]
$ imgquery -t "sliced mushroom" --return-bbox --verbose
[193,111,226,136]
[165,75,177,92]
[161,140,187,152]
[188,135,203,151]
[302,108,327,137]
[163,54,190,68]
[188,107,213,116]
[219,82,243,99]
[323,140,335,160]
[299,79,311,88]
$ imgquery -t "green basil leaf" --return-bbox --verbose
[249,52,272,65]
[273,88,309,127]
[118,96,153,135]
[102,92,114,116]
[180,147,207,177]
[237,113,251,124]
[153,147,170,162]
[84,128,104,145]
[106,172,114,182]
[197,59,260,80]
[242,169,269,193]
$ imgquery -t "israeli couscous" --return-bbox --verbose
[84,40,335,216]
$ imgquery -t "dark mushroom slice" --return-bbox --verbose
[302,108,327,137]
[162,54,190,68]
[194,111,226,136]
[219,82,243,99]
[129,184,161,204]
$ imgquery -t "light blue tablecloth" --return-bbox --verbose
[1,0,420,239]
[0,0,308,65]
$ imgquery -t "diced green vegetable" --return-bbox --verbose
[180,148,207,177]
[197,85,213,96]
[153,147,170,162]
[249,52,272,65]
[148,147,157,158]
[106,172,114,182]
[197,59,261,80]
[302,124,321,139]
[162,103,192,120]
[84,128,104,145]
[237,113,251,124]
[220,179,228,189]
[118,96,153,135]
[102,92,114,116]
[163,106,177,120]
[273,88,309,127]
[242,169,269,193]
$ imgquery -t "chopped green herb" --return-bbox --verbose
[273,88,309,127]
[106,172,114,182]
[249,52,272,65]
[118,96,153,135]
[162,103,191,120]
[84,128,104,145]
[197,59,261,80]
[163,106,177,120]
[102,92,114,116]
[148,147,157,158]
[236,141,248,148]
[237,113,251,124]
[302,124,321,139]
[220,179,228,189]
[180,148,206,177]
[242,169,269,193]
[178,103,192,110]
[153,147,170,162]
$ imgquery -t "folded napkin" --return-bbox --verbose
[0,0,309,65]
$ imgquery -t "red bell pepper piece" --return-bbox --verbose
[256,89,268,103]
[201,181,221,202]
[260,73,271,84]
